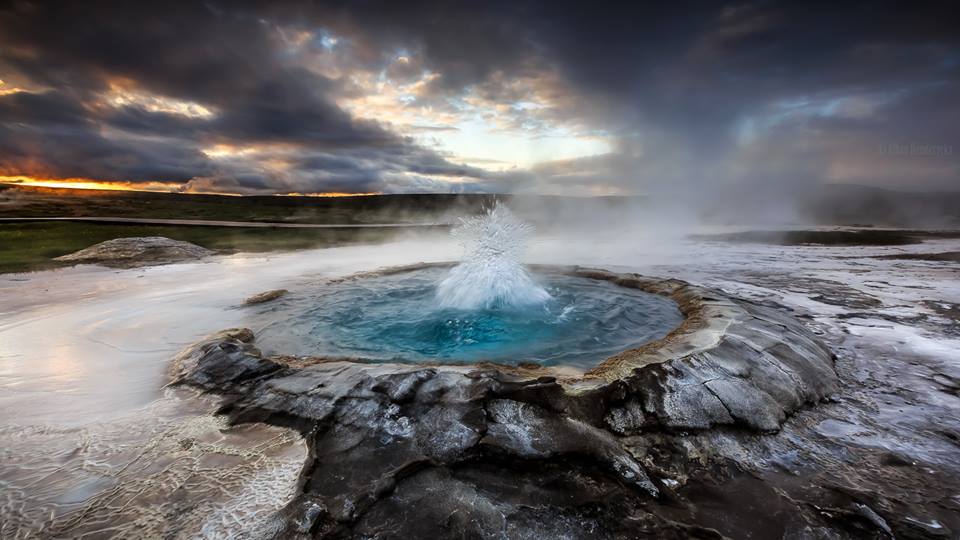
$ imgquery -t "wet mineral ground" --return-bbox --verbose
[1,229,959,539]
[168,265,842,538]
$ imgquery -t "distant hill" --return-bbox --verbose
[803,184,960,227]
[0,184,499,224]
[695,183,960,227]
[1,182,957,227]
[0,183,653,226]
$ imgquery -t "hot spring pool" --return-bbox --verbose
[249,267,684,369]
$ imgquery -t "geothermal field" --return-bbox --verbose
[1,2,959,539]
[2,194,959,538]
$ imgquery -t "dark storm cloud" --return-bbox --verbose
[0,89,212,182]
[0,0,957,193]
[313,0,959,190]
[0,0,485,191]
[508,1,960,192]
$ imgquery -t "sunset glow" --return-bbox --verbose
[0,176,385,197]
[102,81,217,119]
[0,176,183,193]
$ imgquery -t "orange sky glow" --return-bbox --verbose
[0,176,382,197]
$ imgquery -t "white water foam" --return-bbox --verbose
[436,203,551,310]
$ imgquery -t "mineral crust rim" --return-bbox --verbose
[167,264,839,536]
[258,262,795,386]
[171,263,837,433]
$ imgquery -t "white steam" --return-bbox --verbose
[435,202,550,310]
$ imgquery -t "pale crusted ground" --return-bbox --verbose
[1,230,958,538]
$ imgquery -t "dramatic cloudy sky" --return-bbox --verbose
[0,1,957,195]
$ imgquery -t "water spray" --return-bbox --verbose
[435,203,551,310]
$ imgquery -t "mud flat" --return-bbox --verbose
[170,265,839,538]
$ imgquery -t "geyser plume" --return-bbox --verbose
[436,203,551,310]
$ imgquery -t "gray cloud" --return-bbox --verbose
[0,0,957,196]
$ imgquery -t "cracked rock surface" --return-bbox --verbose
[169,266,838,538]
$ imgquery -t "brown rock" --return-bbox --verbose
[243,289,289,305]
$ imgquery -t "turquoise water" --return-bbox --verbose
[251,267,683,368]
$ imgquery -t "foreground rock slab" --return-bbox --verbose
[55,236,213,268]
[170,265,839,538]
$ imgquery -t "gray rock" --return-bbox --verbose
[169,265,839,538]
[55,236,213,268]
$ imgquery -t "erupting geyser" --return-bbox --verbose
[435,203,551,310]
[246,203,685,367]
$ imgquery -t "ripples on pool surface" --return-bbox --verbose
[250,267,684,369]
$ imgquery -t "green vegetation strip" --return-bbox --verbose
[0,221,400,274]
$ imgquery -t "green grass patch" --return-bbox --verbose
[0,184,496,224]
[0,221,403,274]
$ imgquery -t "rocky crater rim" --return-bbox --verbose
[166,265,839,535]
[242,263,753,384]
[173,264,838,434]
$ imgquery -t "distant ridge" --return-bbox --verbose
[1,182,957,227]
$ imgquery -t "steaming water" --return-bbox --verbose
[299,203,682,368]
[4,228,960,537]
[250,266,684,368]
[436,203,551,309]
